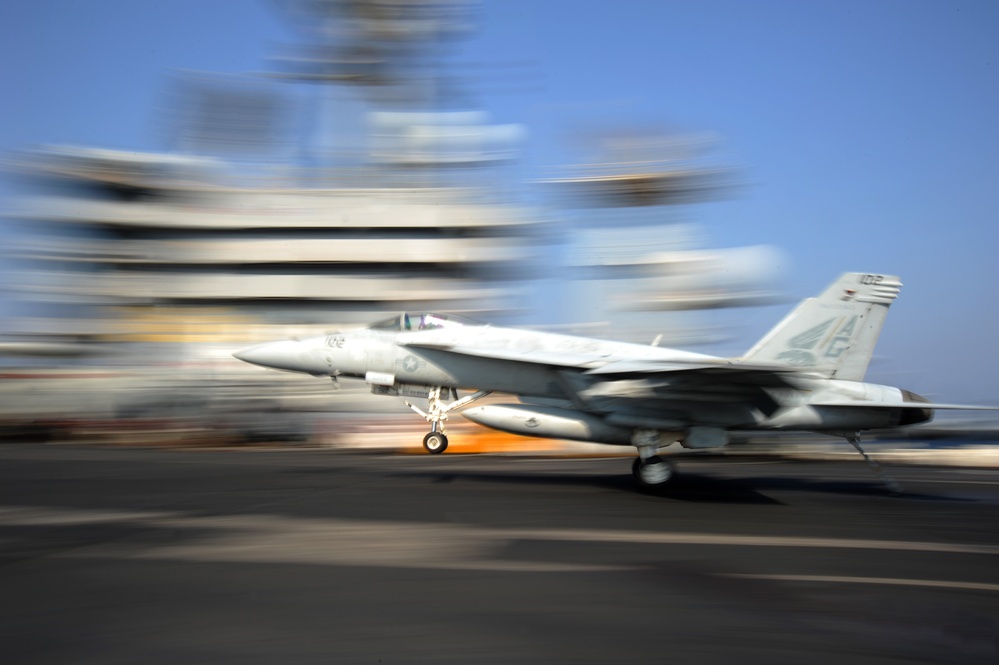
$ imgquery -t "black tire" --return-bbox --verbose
[632,456,674,490]
[423,432,448,454]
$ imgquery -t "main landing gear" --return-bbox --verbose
[632,456,675,490]
[631,432,676,491]
[405,387,491,454]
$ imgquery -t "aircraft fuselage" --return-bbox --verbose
[235,327,933,436]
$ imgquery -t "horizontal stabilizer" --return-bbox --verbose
[812,400,998,411]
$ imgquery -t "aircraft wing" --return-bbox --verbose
[586,358,799,383]
[400,332,801,391]
[399,332,619,369]
[400,338,608,368]
[401,332,801,421]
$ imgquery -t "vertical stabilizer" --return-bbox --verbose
[742,273,902,380]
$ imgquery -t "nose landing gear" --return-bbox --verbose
[423,430,448,454]
[405,387,492,454]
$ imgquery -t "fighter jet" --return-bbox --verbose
[234,273,991,491]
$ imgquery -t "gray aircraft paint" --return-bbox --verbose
[235,273,991,452]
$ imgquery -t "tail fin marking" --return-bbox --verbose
[742,273,901,381]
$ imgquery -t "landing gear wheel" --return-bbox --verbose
[632,456,674,490]
[423,432,448,454]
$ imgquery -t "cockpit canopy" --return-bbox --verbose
[368,312,483,332]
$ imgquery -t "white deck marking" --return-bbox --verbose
[719,573,999,593]
[4,506,997,572]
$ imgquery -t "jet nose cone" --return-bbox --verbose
[232,341,286,368]
[233,339,322,374]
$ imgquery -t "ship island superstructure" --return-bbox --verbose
[1,1,778,447]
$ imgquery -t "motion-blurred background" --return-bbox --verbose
[2,0,997,448]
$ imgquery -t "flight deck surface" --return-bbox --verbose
[2,444,997,664]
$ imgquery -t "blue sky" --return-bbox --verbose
[2,0,997,402]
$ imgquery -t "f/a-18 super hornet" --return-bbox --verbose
[234,273,991,492]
